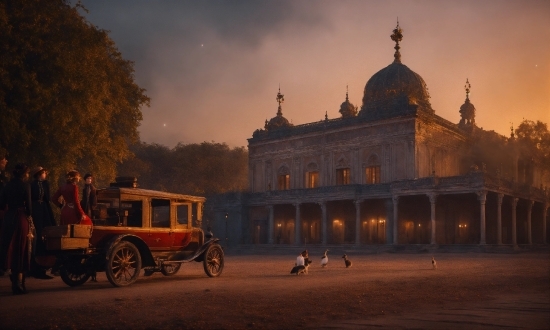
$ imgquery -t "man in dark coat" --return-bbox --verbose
[30,167,56,279]
[81,173,97,218]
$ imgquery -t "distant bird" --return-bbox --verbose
[342,254,352,268]
[432,257,437,270]
[320,249,329,267]
[290,258,312,275]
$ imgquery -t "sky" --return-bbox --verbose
[78,0,550,148]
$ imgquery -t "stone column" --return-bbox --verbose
[512,198,518,247]
[477,191,487,245]
[497,194,504,245]
[320,201,327,245]
[428,193,437,245]
[294,202,301,245]
[354,200,362,246]
[543,203,549,244]
[527,200,534,245]
[392,196,399,245]
[267,205,274,244]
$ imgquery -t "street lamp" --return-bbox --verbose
[225,212,228,246]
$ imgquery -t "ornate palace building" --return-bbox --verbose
[206,23,549,247]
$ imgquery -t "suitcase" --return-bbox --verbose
[42,225,92,250]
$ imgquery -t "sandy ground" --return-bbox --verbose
[0,250,548,329]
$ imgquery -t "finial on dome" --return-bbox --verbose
[325,111,328,121]
[346,85,349,102]
[510,123,515,139]
[390,19,403,63]
[464,78,471,100]
[276,86,285,116]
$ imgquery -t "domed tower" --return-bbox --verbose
[359,21,433,118]
[339,86,358,118]
[458,79,476,130]
[265,87,293,131]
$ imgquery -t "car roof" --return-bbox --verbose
[98,187,206,203]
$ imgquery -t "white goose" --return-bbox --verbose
[320,249,329,267]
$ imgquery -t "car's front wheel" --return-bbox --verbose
[203,243,224,277]
[106,241,142,287]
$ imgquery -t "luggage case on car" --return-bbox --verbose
[42,224,92,250]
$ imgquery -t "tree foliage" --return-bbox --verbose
[515,120,550,185]
[0,0,149,186]
[117,141,249,196]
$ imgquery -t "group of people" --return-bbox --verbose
[0,151,97,295]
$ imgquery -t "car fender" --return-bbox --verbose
[105,234,156,267]
[193,238,221,262]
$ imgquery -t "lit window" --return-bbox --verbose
[336,168,350,185]
[278,174,290,190]
[306,171,319,188]
[365,166,380,184]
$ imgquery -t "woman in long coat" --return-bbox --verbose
[0,163,33,294]
[52,170,86,225]
[30,167,56,279]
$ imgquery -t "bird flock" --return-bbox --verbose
[290,251,438,275]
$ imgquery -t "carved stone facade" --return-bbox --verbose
[204,24,549,248]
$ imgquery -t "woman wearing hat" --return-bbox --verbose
[52,170,87,225]
[0,163,33,294]
[30,167,56,279]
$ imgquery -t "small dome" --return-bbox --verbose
[339,89,357,118]
[266,107,292,130]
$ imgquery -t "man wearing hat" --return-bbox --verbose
[30,166,56,279]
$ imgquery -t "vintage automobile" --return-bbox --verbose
[41,178,224,287]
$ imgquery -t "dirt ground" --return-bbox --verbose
[0,249,549,329]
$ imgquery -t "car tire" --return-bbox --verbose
[160,263,181,276]
[203,243,224,277]
[105,241,142,287]
[60,265,90,287]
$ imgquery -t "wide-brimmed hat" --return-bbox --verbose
[32,166,47,177]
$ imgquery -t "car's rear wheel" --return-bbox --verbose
[203,243,224,277]
[106,241,142,287]
[60,265,90,287]
[160,263,181,276]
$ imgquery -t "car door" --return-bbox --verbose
[147,198,174,251]
[171,202,192,252]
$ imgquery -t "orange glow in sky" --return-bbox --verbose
[80,0,550,148]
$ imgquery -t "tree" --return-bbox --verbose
[117,141,249,196]
[515,120,550,186]
[0,0,149,186]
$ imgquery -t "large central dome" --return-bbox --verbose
[359,22,433,116]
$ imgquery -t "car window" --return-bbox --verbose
[177,204,189,225]
[151,199,170,228]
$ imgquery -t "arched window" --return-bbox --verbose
[277,166,290,190]
[305,162,319,188]
[365,154,381,184]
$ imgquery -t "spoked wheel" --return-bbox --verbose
[161,263,181,276]
[60,264,90,287]
[203,243,224,277]
[106,241,142,287]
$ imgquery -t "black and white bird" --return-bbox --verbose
[290,258,312,275]
[432,257,437,270]
[342,254,352,268]
[320,249,329,267]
